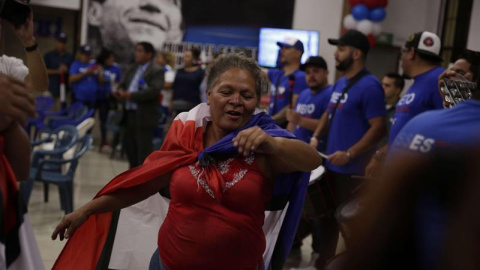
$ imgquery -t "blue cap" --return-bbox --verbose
[55,32,67,43]
[79,45,92,55]
[277,37,304,54]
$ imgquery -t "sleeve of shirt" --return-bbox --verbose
[69,62,80,75]
[165,70,175,83]
[293,74,308,95]
[5,56,29,81]
[429,87,444,109]
[362,80,387,120]
[115,66,123,82]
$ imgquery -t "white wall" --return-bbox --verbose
[467,0,480,51]
[31,0,81,10]
[382,0,443,46]
[292,0,344,83]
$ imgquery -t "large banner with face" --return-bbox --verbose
[86,0,295,65]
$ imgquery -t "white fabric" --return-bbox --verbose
[164,65,175,83]
[0,55,29,81]
[4,215,44,270]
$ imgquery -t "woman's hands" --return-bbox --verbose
[232,126,279,157]
[51,209,90,241]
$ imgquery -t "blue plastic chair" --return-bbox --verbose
[105,110,124,158]
[25,96,54,137]
[49,108,95,130]
[30,135,92,213]
[44,101,84,118]
[21,125,79,204]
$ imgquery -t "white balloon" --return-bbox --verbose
[356,19,373,35]
[372,23,382,36]
[343,14,358,30]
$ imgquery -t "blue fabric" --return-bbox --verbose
[325,71,386,174]
[44,50,74,97]
[390,100,480,270]
[69,61,98,102]
[388,66,445,146]
[97,63,122,100]
[173,68,205,105]
[197,112,309,269]
[268,69,308,115]
[293,85,332,149]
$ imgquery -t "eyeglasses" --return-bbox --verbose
[400,47,410,54]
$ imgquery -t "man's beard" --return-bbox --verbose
[336,53,354,72]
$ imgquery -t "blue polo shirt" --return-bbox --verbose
[390,99,480,270]
[326,71,386,174]
[97,63,122,100]
[293,85,332,150]
[388,66,445,146]
[268,69,308,115]
[69,60,98,102]
[44,50,74,97]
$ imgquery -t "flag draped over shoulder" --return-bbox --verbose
[53,103,309,270]
[0,137,44,270]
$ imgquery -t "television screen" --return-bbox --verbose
[258,27,319,68]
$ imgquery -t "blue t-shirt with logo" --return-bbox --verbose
[326,71,386,174]
[388,66,445,146]
[268,69,308,115]
[390,100,480,270]
[97,63,122,100]
[69,60,98,102]
[293,85,333,149]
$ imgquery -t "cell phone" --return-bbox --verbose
[440,78,476,106]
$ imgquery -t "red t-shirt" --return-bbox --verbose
[158,154,272,270]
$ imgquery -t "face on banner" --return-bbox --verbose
[89,0,183,51]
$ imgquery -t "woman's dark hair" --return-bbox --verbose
[96,47,113,66]
[189,47,201,61]
[206,53,269,100]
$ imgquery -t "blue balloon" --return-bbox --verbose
[369,7,386,22]
[351,4,370,21]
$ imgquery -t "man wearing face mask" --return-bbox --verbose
[87,0,184,64]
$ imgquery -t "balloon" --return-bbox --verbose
[364,0,388,9]
[349,0,364,7]
[356,19,373,35]
[351,4,370,21]
[343,14,358,30]
[367,34,376,48]
[372,22,382,36]
[369,7,386,22]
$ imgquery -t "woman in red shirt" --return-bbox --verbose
[52,54,322,270]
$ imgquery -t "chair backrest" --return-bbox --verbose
[52,125,79,151]
[67,102,85,117]
[35,96,54,112]
[72,106,88,120]
[65,135,93,175]
[76,117,95,137]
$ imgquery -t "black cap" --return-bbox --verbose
[300,56,328,71]
[328,30,370,55]
[55,32,67,43]
[404,31,443,62]
[79,45,92,55]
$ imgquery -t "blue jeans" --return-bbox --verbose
[149,248,265,270]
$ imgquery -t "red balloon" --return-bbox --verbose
[348,0,364,7]
[364,0,388,9]
[367,34,376,48]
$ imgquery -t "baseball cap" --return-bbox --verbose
[300,56,328,71]
[55,32,67,43]
[79,45,92,55]
[404,31,443,62]
[328,30,370,55]
[277,37,304,54]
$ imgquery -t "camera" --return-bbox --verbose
[0,0,31,28]
[440,78,477,107]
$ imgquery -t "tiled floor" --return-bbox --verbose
[28,148,313,269]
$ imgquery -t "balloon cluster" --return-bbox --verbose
[343,0,388,48]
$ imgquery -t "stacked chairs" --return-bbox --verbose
[25,96,54,137]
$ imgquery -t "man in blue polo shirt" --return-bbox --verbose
[44,32,74,104]
[287,56,332,150]
[69,45,98,108]
[268,37,308,127]
[366,31,445,177]
[309,30,386,268]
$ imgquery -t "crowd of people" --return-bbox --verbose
[1,2,480,270]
